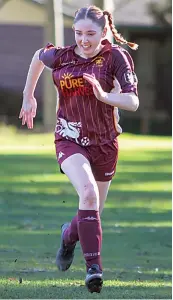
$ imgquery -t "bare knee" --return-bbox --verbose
[79,182,99,211]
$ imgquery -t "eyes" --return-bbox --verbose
[75,32,95,36]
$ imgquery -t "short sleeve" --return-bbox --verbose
[112,47,138,95]
[39,43,62,69]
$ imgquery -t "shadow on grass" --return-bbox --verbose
[0,150,172,174]
[0,190,171,228]
[0,150,171,299]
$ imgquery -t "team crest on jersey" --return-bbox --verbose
[92,56,105,68]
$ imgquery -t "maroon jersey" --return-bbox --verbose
[39,40,138,146]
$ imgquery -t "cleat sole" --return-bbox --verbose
[86,277,103,293]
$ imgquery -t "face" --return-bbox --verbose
[73,18,106,58]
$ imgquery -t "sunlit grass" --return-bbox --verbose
[0,131,171,299]
[0,278,171,299]
[0,278,171,287]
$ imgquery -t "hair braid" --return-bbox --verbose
[103,11,138,50]
[75,9,80,17]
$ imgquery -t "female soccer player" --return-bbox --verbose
[19,5,139,293]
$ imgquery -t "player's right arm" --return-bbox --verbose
[19,44,62,129]
[19,49,44,129]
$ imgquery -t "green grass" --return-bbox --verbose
[0,129,172,299]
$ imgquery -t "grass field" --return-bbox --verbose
[0,128,172,299]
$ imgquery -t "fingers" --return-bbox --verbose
[19,98,37,129]
[26,113,33,129]
[83,76,94,85]
[31,107,37,118]
[83,74,96,87]
[83,74,101,93]
[83,73,99,86]
[20,111,34,129]
[83,73,95,82]
[83,73,95,78]
[26,112,34,129]
[22,113,26,126]
[19,109,23,119]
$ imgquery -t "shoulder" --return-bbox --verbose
[39,43,75,68]
[111,44,134,69]
[43,43,74,56]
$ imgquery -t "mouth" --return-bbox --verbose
[81,45,91,50]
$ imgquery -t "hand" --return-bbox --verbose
[19,95,37,129]
[83,73,106,101]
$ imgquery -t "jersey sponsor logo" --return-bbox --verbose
[92,56,105,67]
[124,70,138,85]
[60,73,93,97]
[60,73,84,89]
[55,117,81,144]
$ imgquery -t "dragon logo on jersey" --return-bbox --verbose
[92,56,105,67]
[55,118,81,144]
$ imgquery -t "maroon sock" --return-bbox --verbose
[63,215,79,245]
[77,209,102,271]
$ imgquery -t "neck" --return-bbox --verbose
[75,45,103,59]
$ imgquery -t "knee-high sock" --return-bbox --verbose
[77,209,102,271]
[63,215,79,245]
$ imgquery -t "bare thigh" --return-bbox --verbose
[97,181,111,215]
[61,153,99,211]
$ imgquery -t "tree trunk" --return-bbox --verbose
[43,0,64,131]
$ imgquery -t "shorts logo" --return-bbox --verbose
[124,71,138,84]
[58,151,65,160]
[83,216,97,221]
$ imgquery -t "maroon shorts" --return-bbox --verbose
[55,139,118,182]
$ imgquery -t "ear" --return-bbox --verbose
[102,27,107,38]
[72,25,75,31]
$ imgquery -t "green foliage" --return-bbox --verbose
[148,0,172,26]
[0,133,171,299]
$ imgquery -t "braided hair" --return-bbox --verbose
[74,6,138,50]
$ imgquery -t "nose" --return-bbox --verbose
[82,36,89,44]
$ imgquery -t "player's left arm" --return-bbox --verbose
[101,91,139,111]
[83,50,139,112]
